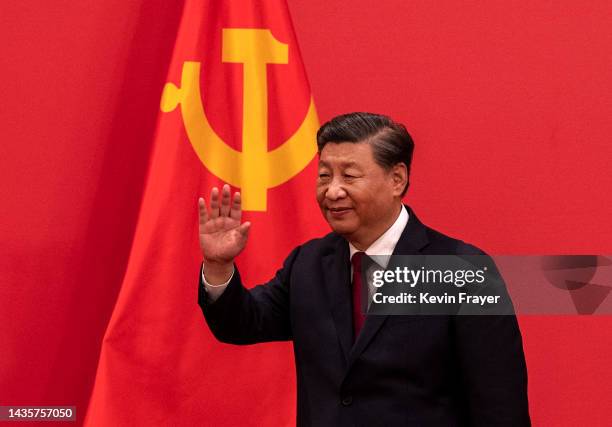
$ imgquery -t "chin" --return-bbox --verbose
[327,220,357,236]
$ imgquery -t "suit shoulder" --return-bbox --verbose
[274,232,341,270]
[299,231,342,253]
[424,226,486,256]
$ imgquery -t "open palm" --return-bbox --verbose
[199,185,250,264]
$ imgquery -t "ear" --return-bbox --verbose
[390,163,408,196]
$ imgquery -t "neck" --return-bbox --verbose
[348,203,402,250]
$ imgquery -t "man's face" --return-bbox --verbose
[316,141,404,248]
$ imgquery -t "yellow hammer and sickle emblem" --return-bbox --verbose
[160,28,319,211]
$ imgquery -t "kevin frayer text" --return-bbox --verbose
[372,292,501,306]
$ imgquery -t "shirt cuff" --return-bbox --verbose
[201,264,234,302]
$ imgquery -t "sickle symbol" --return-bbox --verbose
[161,29,319,211]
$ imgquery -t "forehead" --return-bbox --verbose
[318,142,374,167]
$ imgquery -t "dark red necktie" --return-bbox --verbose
[351,251,366,340]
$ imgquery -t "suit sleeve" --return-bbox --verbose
[453,314,530,426]
[452,251,531,426]
[197,246,301,344]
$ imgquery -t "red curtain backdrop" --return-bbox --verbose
[1,1,611,426]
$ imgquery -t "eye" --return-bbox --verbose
[318,172,330,179]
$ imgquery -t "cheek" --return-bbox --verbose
[316,186,326,203]
[356,186,391,214]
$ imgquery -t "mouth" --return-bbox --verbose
[327,207,353,218]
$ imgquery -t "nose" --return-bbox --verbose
[325,178,347,201]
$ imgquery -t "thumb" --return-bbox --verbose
[238,221,251,238]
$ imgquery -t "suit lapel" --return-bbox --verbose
[345,206,430,373]
[321,236,353,364]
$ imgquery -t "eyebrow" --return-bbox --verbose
[318,160,359,168]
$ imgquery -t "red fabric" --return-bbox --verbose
[80,1,328,425]
[351,252,366,339]
[1,1,612,426]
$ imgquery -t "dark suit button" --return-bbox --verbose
[341,395,353,406]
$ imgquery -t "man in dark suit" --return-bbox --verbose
[197,112,530,426]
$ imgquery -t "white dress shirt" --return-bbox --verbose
[348,204,409,263]
[348,205,409,305]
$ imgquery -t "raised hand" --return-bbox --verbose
[198,184,251,282]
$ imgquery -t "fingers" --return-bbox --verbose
[207,184,242,220]
[209,187,220,218]
[198,197,208,225]
[219,184,231,217]
[230,191,242,222]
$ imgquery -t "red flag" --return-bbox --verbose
[84,0,328,425]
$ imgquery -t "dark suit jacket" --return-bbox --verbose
[198,206,530,426]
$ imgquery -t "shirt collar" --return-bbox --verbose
[348,205,409,261]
